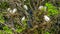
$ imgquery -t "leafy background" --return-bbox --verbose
[0,0,59,34]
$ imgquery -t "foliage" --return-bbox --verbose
[45,32,50,34]
[0,1,9,9]
[0,30,7,34]
[0,0,59,34]
[45,3,58,16]
[0,13,5,23]
[3,26,13,34]
[16,19,27,33]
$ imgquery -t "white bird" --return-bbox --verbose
[7,8,11,11]
[44,15,50,22]
[38,6,47,11]
[24,0,26,1]
[7,8,17,14]
[21,16,25,21]
[12,8,17,13]
[9,10,13,13]
[7,8,13,13]
[23,5,28,10]
[38,6,44,10]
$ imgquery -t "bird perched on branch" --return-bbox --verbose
[7,8,17,14]
[38,6,47,11]
[21,16,25,21]
[23,5,28,10]
[44,15,50,22]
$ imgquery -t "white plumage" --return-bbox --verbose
[7,8,11,11]
[21,16,25,21]
[23,5,28,10]
[44,15,50,22]
[38,6,47,11]
[9,10,13,13]
[24,0,26,1]
[12,8,17,13]
[38,6,43,10]
[7,8,17,14]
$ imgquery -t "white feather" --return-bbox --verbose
[44,15,50,22]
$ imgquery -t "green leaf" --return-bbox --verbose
[0,1,9,9]
[0,19,5,23]
[3,26,13,34]
[0,14,5,23]
[45,3,58,16]
[45,32,50,34]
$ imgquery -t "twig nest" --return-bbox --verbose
[23,5,28,10]
[21,16,25,21]
[44,15,50,22]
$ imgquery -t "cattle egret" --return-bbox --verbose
[38,6,47,11]
[44,15,50,22]
[23,5,28,10]
[7,8,17,14]
[9,10,13,13]
[7,8,13,13]
[21,16,25,21]
[24,0,26,1]
[38,6,44,10]
[7,8,11,11]
[12,8,17,13]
